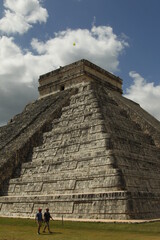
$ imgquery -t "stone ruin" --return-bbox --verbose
[0,59,160,220]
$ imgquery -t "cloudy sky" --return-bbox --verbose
[0,0,160,126]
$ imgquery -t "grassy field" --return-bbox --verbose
[0,217,160,240]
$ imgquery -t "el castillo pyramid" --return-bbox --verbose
[0,59,160,220]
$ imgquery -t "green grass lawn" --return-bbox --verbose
[0,217,160,240]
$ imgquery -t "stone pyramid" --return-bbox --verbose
[0,59,160,220]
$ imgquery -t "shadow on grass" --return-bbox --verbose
[41,231,62,235]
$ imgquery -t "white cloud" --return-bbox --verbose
[124,71,160,120]
[0,25,128,125]
[31,26,128,71]
[0,0,48,35]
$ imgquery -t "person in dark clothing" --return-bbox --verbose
[43,208,53,233]
[35,208,43,234]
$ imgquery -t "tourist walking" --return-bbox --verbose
[43,208,53,233]
[35,208,43,234]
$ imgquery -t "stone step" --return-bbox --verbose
[33,134,109,153]
[52,112,103,127]
[113,149,160,164]
[32,143,108,161]
[10,168,120,184]
[1,191,160,219]
[23,157,114,171]
[33,138,108,154]
[0,190,129,202]
[6,174,123,196]
[111,135,160,155]
[49,119,106,135]
[0,190,130,218]
[61,98,99,112]
[27,149,113,165]
[43,132,109,146]
[20,160,115,177]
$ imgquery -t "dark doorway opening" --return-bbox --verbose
[60,85,65,91]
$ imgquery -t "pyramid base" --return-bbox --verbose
[0,191,160,220]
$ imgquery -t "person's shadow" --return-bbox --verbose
[41,231,62,235]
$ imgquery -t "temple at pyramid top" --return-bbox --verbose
[38,59,123,97]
